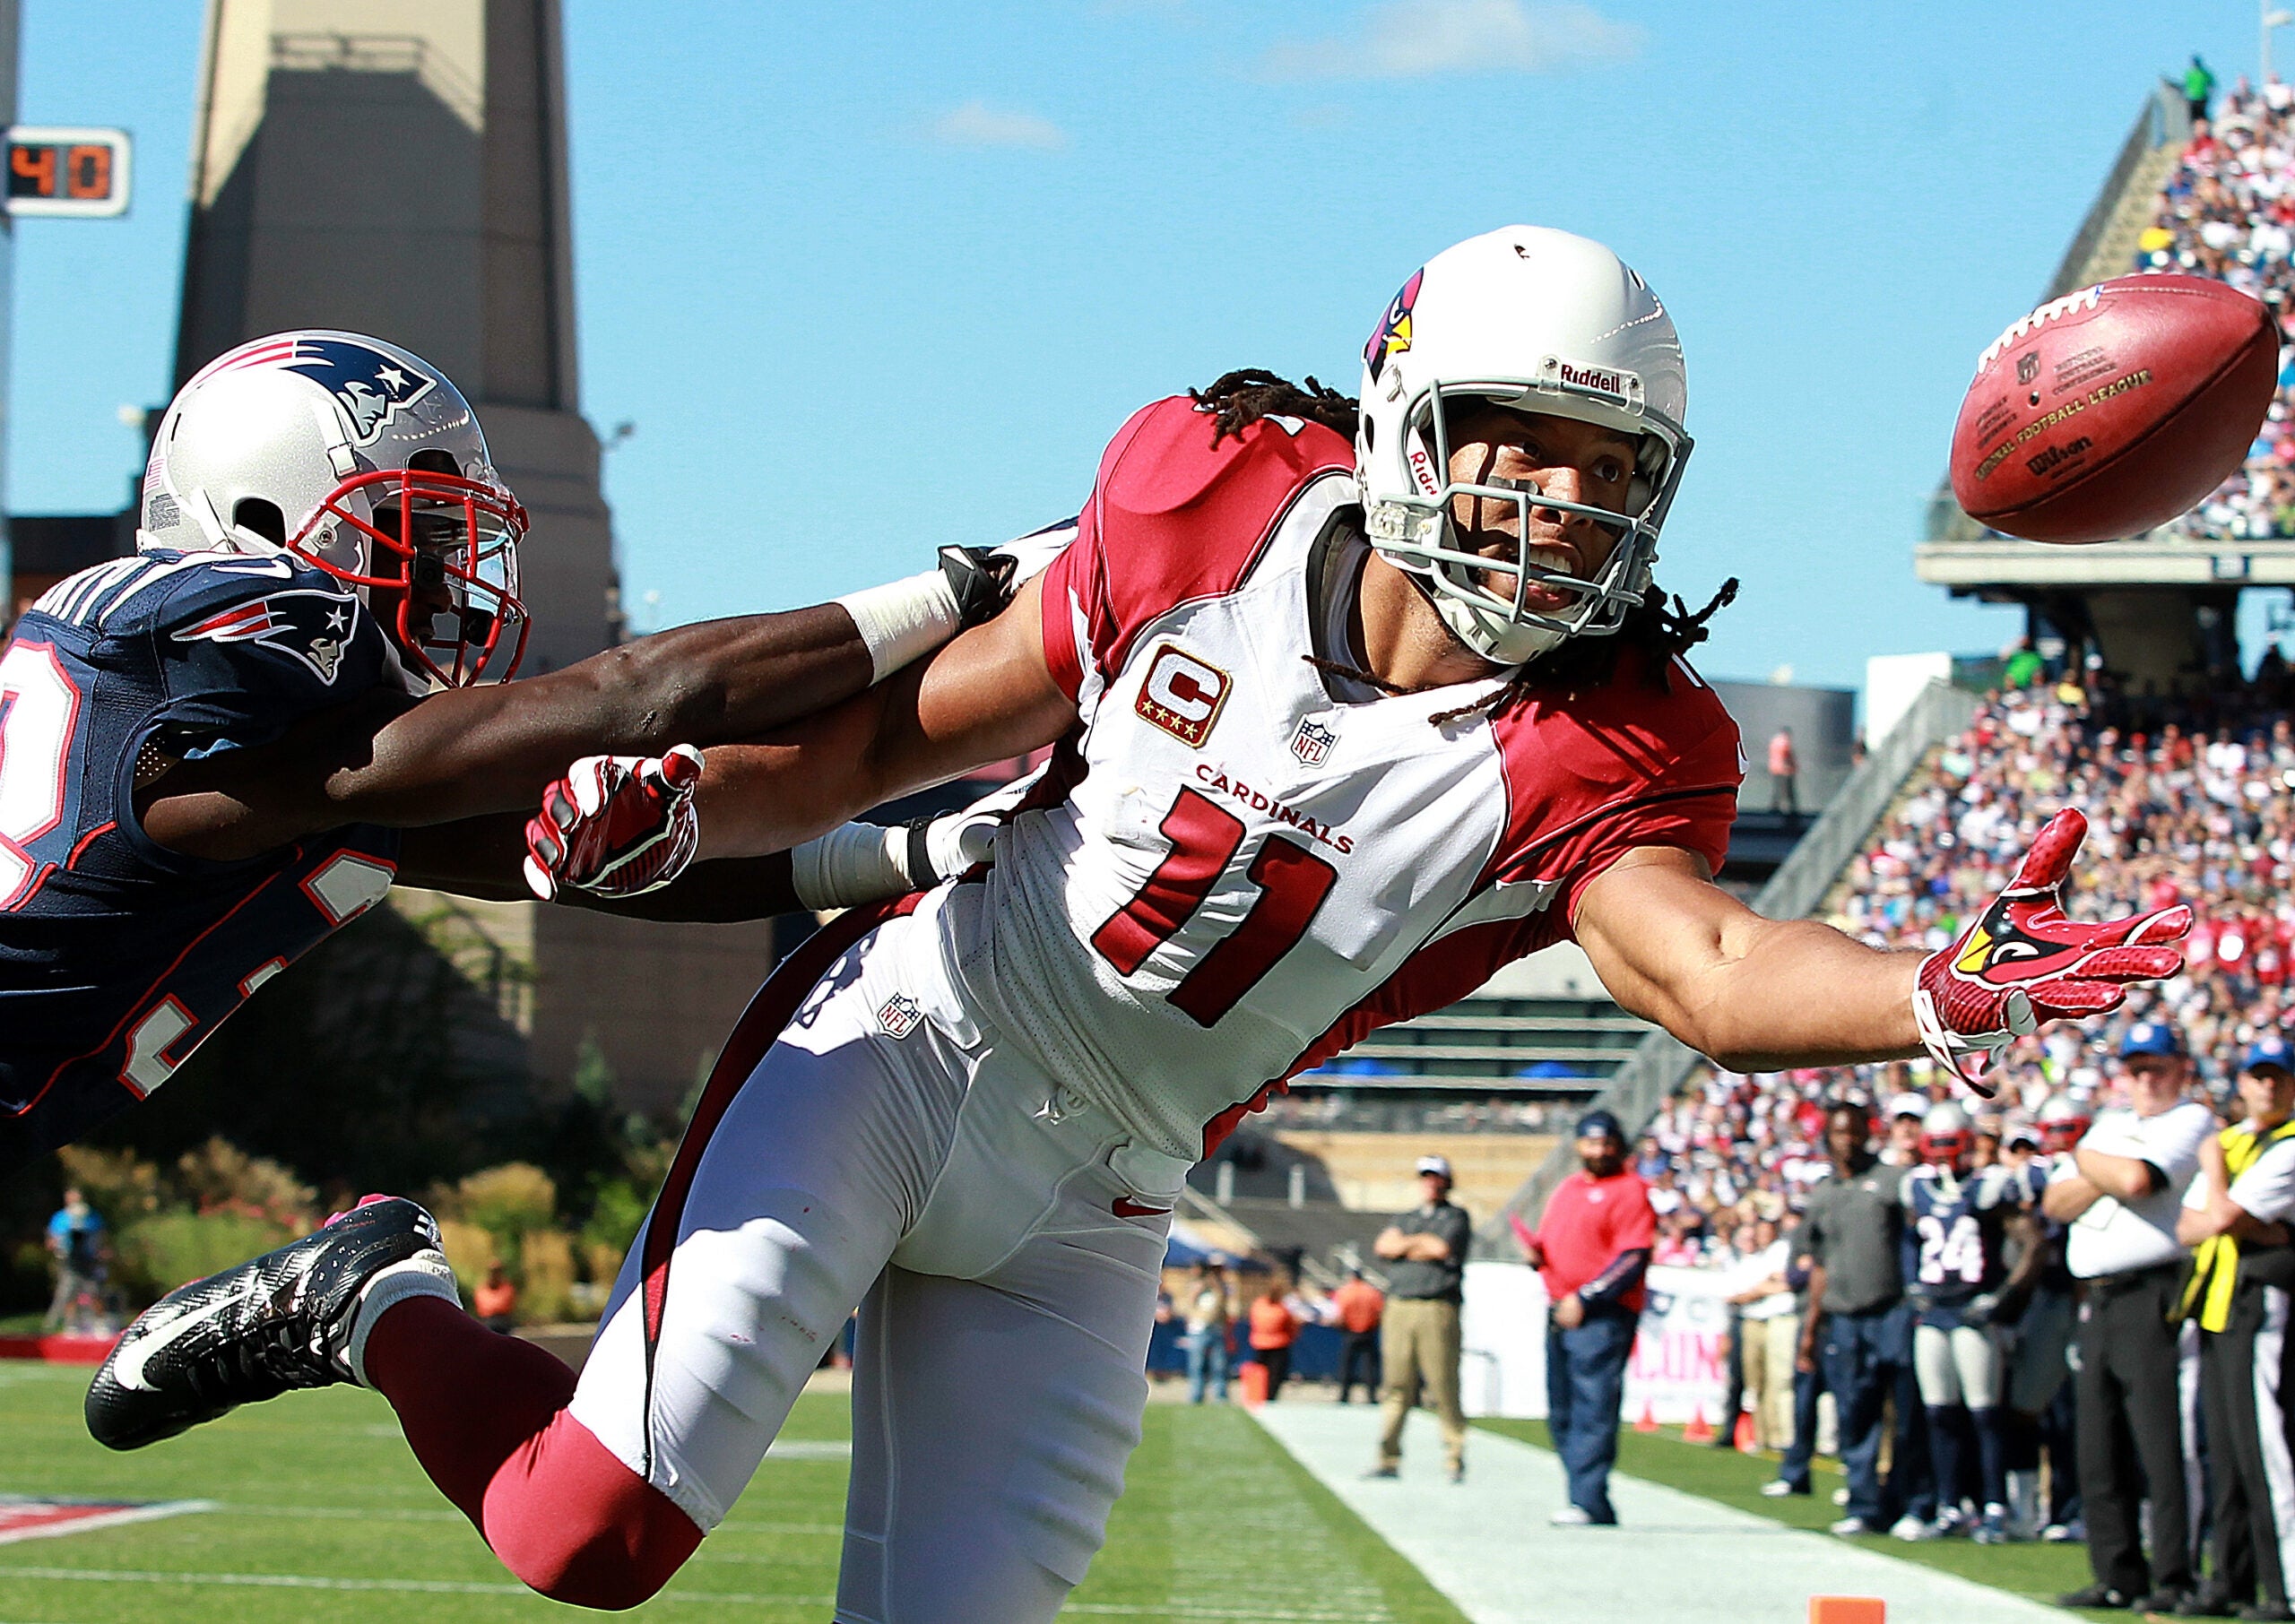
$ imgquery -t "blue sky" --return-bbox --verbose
[4,2,2273,689]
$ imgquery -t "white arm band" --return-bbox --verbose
[790,821,919,911]
[789,798,1020,910]
[834,568,964,683]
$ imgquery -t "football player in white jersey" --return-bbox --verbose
[98,227,2193,1622]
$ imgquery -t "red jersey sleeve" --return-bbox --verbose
[1483,648,1745,937]
[1038,395,1354,703]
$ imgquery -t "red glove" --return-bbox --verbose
[523,745,704,902]
[1912,808,2189,1097]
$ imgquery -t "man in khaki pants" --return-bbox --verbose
[1369,1155,1472,1482]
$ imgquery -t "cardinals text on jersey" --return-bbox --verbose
[0,549,402,1169]
[898,394,1744,1162]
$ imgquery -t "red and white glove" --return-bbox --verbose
[1912,807,2189,1097]
[523,745,704,902]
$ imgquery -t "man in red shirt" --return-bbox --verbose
[1517,1109,1657,1525]
[1330,1269,1385,1404]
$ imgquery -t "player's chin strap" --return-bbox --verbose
[1910,984,2031,1101]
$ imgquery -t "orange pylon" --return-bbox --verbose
[1632,1402,1658,1433]
[1808,1600,1884,1624]
[1682,1406,1714,1444]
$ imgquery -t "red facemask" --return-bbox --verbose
[292,466,530,687]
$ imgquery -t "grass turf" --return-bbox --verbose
[0,1361,1468,1622]
[1476,1417,2122,1620]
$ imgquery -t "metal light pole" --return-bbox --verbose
[2270,1,2295,87]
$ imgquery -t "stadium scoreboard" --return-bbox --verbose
[5,127,130,219]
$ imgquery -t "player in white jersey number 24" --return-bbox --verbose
[94,227,2194,1624]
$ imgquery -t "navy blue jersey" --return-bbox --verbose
[0,549,405,1169]
[1901,1162,2037,1326]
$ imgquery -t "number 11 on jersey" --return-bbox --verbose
[1089,786,1337,1027]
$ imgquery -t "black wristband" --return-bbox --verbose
[905,816,938,887]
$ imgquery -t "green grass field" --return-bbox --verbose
[0,1363,1468,1623]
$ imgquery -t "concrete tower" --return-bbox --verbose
[172,0,789,1110]
[178,0,615,671]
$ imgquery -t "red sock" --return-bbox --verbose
[361,1295,702,1608]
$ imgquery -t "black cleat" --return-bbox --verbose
[86,1196,451,1450]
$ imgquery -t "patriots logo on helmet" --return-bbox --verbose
[1364,268,1423,384]
[176,590,360,684]
[208,336,436,446]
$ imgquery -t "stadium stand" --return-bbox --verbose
[1474,72,2295,1254]
[1561,665,2295,1255]
[2136,75,2295,541]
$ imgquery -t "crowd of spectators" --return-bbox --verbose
[2135,72,2295,540]
[1637,669,2295,1263]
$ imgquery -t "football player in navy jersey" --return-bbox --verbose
[1901,1101,2047,1543]
[0,329,1013,1171]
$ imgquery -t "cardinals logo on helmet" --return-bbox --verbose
[175,589,359,684]
[1364,268,1423,384]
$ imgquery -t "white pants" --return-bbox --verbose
[1914,1321,2004,1409]
[567,903,1188,1624]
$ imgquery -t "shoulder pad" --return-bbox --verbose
[30,549,347,641]
[136,551,349,637]
[1095,395,1353,518]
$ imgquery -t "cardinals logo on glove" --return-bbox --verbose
[523,745,703,902]
[1913,807,2189,1096]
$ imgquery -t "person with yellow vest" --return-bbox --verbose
[2178,1035,2295,1620]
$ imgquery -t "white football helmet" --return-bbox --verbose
[1355,226,1691,667]
[138,331,530,687]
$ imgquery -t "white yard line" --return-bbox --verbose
[1251,1404,2071,1624]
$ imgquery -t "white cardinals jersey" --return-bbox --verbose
[903,396,1744,1162]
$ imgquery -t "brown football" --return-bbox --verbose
[1948,273,2280,544]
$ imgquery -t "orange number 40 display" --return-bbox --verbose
[5,126,130,219]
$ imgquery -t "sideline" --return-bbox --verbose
[1251,1403,2067,1624]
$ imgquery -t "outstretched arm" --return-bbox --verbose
[683,573,1078,863]
[1580,808,2187,1093]
[397,814,807,920]
[139,552,1015,862]
[1574,848,1923,1071]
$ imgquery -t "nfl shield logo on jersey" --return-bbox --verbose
[875,993,922,1040]
[1290,717,1338,767]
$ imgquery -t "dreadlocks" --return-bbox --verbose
[1424,578,1740,725]
[1191,369,1360,445]
[1190,367,1737,726]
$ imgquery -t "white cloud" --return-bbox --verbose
[1262,0,1645,82]
[929,99,1070,151]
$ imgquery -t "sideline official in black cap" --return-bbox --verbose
[1371,1153,1472,1482]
